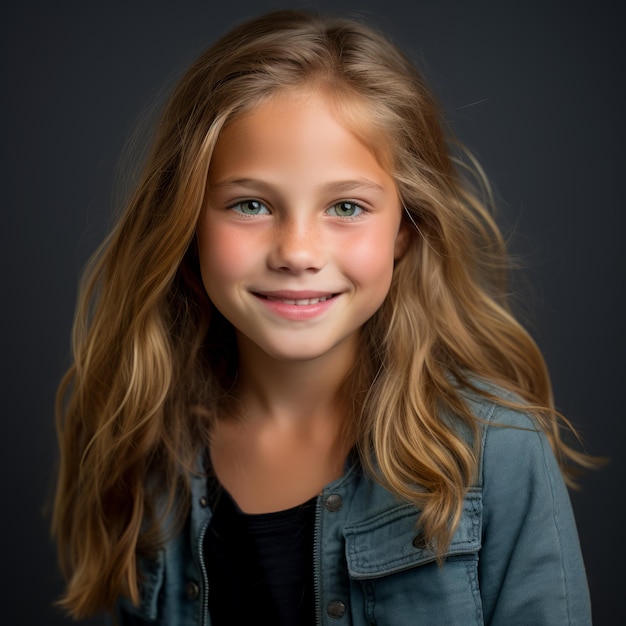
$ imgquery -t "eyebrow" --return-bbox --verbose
[209,177,387,195]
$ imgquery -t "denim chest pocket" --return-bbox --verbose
[344,491,482,578]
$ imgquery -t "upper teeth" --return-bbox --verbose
[266,295,331,305]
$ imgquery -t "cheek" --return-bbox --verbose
[344,230,397,288]
[197,224,252,290]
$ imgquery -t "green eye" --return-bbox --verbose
[232,200,269,215]
[328,202,363,217]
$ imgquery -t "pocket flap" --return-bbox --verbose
[344,491,482,579]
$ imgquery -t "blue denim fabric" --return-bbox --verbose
[116,388,591,625]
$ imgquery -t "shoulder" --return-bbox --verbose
[453,379,562,492]
[457,380,580,573]
[458,378,548,442]
[457,377,538,428]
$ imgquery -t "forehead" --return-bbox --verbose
[215,85,393,172]
[206,87,398,202]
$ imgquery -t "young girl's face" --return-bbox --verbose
[198,88,407,366]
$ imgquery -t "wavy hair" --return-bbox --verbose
[52,9,594,618]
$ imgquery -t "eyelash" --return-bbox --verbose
[228,199,368,220]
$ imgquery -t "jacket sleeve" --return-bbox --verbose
[477,405,592,625]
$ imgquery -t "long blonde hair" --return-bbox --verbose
[52,9,593,618]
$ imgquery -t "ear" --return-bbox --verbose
[394,219,412,260]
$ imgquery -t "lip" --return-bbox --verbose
[253,290,339,320]
[255,290,336,304]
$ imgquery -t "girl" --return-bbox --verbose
[53,9,595,625]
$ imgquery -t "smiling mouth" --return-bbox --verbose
[255,294,337,305]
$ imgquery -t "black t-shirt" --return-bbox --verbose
[204,487,317,625]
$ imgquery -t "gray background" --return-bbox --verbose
[4,0,624,623]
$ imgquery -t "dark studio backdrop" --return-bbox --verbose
[4,0,624,623]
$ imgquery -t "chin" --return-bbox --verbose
[262,345,334,363]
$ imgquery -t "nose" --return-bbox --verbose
[267,215,325,274]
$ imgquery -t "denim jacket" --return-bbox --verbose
[116,388,591,625]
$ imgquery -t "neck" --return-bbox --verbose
[208,332,360,512]
[233,333,358,430]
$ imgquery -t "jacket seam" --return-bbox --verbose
[537,427,571,624]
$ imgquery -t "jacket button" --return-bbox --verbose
[199,496,208,507]
[327,599,346,618]
[412,530,427,549]
[185,581,200,600]
[325,494,343,512]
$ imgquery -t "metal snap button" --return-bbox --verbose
[325,493,343,512]
[185,580,200,600]
[327,599,346,618]
[412,530,427,550]
[199,496,208,507]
